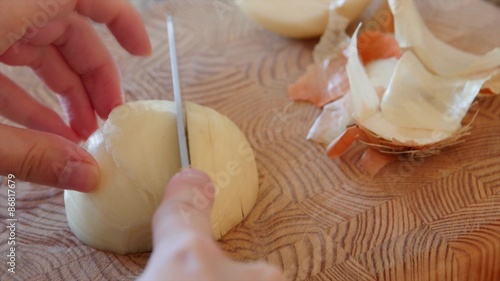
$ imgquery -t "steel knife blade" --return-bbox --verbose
[167,15,190,168]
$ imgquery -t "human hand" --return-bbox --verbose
[0,0,151,191]
[139,169,286,281]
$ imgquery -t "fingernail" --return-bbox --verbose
[176,168,209,181]
[168,169,214,195]
[57,161,100,192]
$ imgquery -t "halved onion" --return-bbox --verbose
[237,0,371,38]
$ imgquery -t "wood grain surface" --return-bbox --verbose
[1,0,500,280]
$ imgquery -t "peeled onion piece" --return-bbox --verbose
[388,0,500,81]
[237,0,371,39]
[345,25,488,153]
[65,101,259,254]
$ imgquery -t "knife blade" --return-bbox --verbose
[167,15,190,168]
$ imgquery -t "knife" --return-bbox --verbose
[167,15,190,168]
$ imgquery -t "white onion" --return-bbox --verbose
[65,100,259,254]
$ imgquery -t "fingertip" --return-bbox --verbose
[57,161,100,192]
[130,36,152,57]
[124,17,152,56]
[54,139,101,192]
[66,129,83,143]
[83,62,123,121]
[99,96,124,121]
[140,34,153,56]
[70,117,98,140]
[121,36,152,57]
[110,97,124,109]
[47,122,83,143]
[164,168,215,215]
[108,97,124,114]
[165,168,214,203]
[106,10,152,57]
[0,125,101,191]
[152,168,215,237]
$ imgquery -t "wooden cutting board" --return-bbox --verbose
[1,0,499,280]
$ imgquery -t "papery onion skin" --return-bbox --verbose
[389,0,500,77]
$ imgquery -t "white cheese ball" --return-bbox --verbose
[64,101,259,254]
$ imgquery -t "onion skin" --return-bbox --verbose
[326,126,369,158]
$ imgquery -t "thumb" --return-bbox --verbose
[0,124,99,192]
[152,169,215,246]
